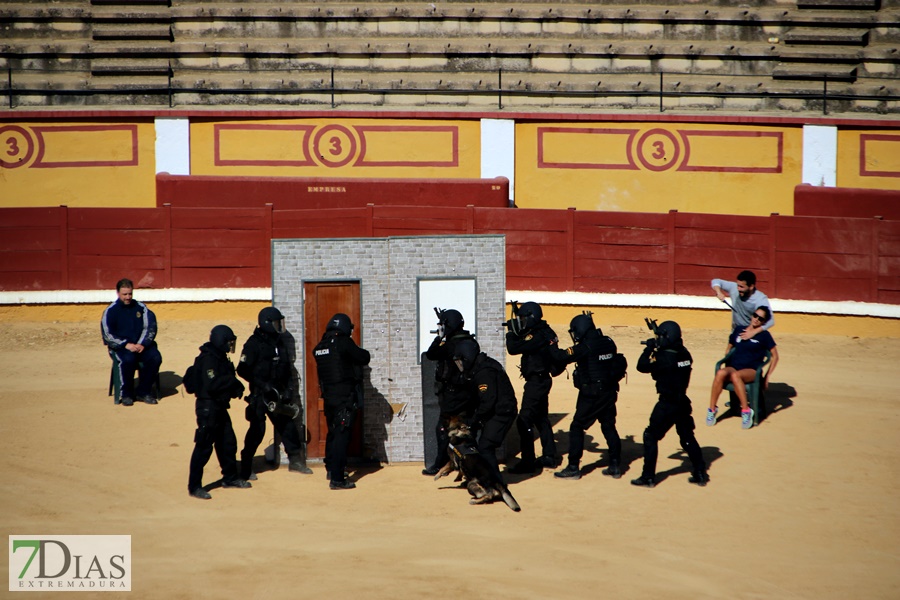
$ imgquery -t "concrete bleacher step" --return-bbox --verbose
[91,57,171,76]
[90,0,171,5]
[773,62,858,80]
[796,0,879,9]
[87,75,171,89]
[782,27,870,44]
[93,24,172,41]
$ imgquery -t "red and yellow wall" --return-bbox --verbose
[1,114,898,213]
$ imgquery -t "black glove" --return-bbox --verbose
[643,338,657,350]
[230,379,246,400]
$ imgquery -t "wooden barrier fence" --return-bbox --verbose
[1,205,898,304]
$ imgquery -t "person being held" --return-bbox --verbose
[313,313,371,490]
[711,270,774,342]
[187,325,251,500]
[101,278,163,406]
[631,320,709,489]
[707,306,779,430]
[549,312,624,481]
[451,338,518,486]
[422,309,479,476]
[238,307,311,482]
[505,301,560,474]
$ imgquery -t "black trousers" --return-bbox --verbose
[111,346,162,399]
[641,399,706,479]
[324,400,355,484]
[240,396,303,479]
[516,374,556,462]
[477,412,515,484]
[188,399,238,492]
[566,389,620,467]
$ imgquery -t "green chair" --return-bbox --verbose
[714,348,772,427]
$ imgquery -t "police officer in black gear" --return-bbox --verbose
[453,338,518,484]
[188,325,250,499]
[505,301,560,474]
[422,309,479,476]
[313,313,371,490]
[549,313,623,480]
[237,307,311,481]
[632,320,709,488]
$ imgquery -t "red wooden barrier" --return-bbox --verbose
[169,207,271,288]
[475,207,569,292]
[156,174,510,209]
[673,212,772,297]
[877,220,900,304]
[1,205,898,305]
[273,207,373,239]
[68,208,167,290]
[573,210,671,295]
[0,207,65,290]
[794,185,900,220]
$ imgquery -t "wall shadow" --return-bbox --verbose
[359,364,391,467]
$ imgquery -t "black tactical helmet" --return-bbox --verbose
[656,320,682,349]
[210,324,237,354]
[439,309,465,337]
[568,313,595,343]
[258,307,285,335]
[452,337,481,373]
[326,313,354,336]
[518,301,543,330]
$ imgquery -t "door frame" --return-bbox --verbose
[302,280,363,459]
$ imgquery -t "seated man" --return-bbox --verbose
[708,306,779,429]
[711,269,774,342]
[101,278,163,406]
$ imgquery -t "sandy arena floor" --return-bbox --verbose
[2,317,898,599]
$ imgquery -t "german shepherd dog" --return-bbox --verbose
[434,417,521,512]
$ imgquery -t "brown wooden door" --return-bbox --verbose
[303,281,362,459]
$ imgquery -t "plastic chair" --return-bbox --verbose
[108,348,160,404]
[713,348,772,426]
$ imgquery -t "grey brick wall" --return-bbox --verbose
[272,235,506,463]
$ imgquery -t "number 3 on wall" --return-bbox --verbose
[637,128,681,172]
[0,126,35,169]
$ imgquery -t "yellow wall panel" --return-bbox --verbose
[837,130,900,190]
[0,121,156,208]
[190,118,480,178]
[515,122,802,215]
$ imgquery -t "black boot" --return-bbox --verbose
[688,471,710,486]
[630,475,656,488]
[507,459,538,474]
[554,464,581,480]
[222,478,252,489]
[288,454,313,475]
[239,451,254,481]
[536,455,560,469]
[601,459,622,479]
[189,488,211,500]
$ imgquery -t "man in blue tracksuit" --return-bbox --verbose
[101,278,163,406]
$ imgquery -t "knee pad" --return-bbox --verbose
[643,427,660,444]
